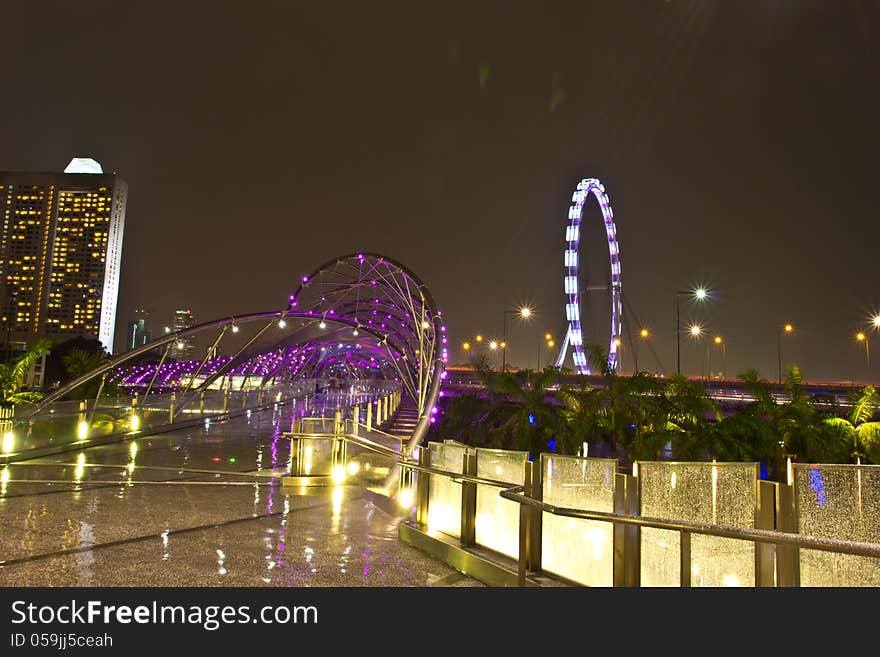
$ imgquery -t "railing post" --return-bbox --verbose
[375,398,382,426]
[776,481,801,587]
[528,457,542,574]
[223,387,229,414]
[77,400,88,440]
[460,452,477,547]
[627,468,642,587]
[241,389,247,409]
[130,397,139,432]
[366,402,372,432]
[168,393,176,424]
[352,406,360,436]
[613,472,628,587]
[416,446,430,526]
[199,391,205,417]
[679,530,692,588]
[518,460,533,586]
[756,480,777,587]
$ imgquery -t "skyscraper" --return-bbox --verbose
[169,309,196,360]
[128,308,151,350]
[0,158,127,354]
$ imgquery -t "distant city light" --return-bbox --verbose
[689,324,703,337]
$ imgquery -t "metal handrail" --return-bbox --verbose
[500,485,880,559]
[285,430,405,461]
[399,461,520,489]
[398,460,880,560]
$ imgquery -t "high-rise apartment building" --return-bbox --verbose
[0,158,127,354]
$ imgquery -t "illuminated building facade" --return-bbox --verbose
[128,308,151,350]
[169,309,196,360]
[0,158,126,354]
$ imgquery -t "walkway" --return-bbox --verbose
[0,406,480,587]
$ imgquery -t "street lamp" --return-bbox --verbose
[778,323,793,384]
[676,287,710,375]
[687,323,703,378]
[538,333,554,371]
[856,332,870,376]
[636,328,649,374]
[873,314,880,330]
[713,336,726,379]
[502,306,532,371]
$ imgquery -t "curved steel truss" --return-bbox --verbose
[28,253,447,448]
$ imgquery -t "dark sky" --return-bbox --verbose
[1,1,878,383]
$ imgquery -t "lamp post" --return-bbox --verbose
[778,323,793,384]
[502,306,532,371]
[856,332,870,377]
[637,328,649,374]
[687,323,703,377]
[713,336,726,379]
[676,287,709,375]
[538,332,553,371]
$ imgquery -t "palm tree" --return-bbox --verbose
[0,338,51,407]
[491,367,565,457]
[824,385,880,463]
[662,374,721,461]
[62,347,120,400]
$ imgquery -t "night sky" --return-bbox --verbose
[1,1,878,383]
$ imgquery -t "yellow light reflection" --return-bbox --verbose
[398,487,413,509]
[347,461,360,476]
[74,452,86,481]
[130,414,140,432]
[77,420,88,440]
[1,431,13,454]
[331,464,346,485]
[303,445,313,476]
[0,467,9,495]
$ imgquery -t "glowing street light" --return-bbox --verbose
[712,335,726,379]
[502,306,533,371]
[872,314,880,330]
[856,332,871,374]
[676,287,711,375]
[689,323,703,337]
[489,340,498,350]
[778,323,794,384]
[462,342,471,351]
[635,328,650,374]
[475,335,483,343]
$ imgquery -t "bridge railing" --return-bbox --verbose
[0,380,314,463]
[397,449,880,587]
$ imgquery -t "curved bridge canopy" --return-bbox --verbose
[30,253,447,448]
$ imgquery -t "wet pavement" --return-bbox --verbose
[0,405,481,587]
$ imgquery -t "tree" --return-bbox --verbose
[823,385,880,463]
[491,367,565,457]
[0,339,51,407]
[43,336,106,388]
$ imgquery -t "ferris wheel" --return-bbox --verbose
[555,178,622,374]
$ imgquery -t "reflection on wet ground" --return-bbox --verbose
[0,406,481,587]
